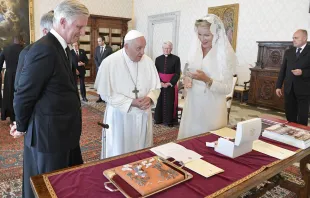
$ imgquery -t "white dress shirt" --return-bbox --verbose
[296,43,307,53]
[50,29,68,56]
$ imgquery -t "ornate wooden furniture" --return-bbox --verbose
[79,15,131,81]
[247,41,294,111]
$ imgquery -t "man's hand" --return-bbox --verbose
[139,97,151,110]
[10,122,25,138]
[276,88,282,97]
[292,69,302,76]
[78,61,85,66]
[161,82,167,88]
[131,97,152,110]
[76,69,80,75]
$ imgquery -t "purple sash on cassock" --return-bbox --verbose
[158,73,178,118]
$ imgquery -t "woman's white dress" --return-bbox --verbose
[178,46,232,139]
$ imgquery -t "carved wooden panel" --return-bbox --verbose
[247,41,294,111]
[257,78,276,103]
[248,69,285,110]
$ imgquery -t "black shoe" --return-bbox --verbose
[96,98,103,103]
[82,98,88,102]
[168,124,174,127]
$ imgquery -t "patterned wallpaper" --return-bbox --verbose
[134,0,310,84]
[33,0,133,40]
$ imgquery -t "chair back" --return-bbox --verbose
[226,75,238,109]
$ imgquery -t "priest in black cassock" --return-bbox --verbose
[154,41,181,127]
[0,36,23,122]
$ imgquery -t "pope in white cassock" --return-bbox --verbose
[94,30,161,158]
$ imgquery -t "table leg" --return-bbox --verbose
[279,154,310,198]
[299,154,310,197]
[241,92,244,103]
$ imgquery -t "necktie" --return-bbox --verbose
[76,50,79,59]
[65,47,72,69]
[296,48,302,58]
[100,46,103,55]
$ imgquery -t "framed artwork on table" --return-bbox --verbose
[208,3,239,51]
[0,0,34,49]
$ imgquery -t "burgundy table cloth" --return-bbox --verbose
[43,131,300,198]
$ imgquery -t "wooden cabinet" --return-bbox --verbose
[248,41,292,111]
[80,15,131,81]
[248,67,285,110]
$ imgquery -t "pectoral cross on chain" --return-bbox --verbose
[133,86,139,99]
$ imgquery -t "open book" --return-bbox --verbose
[262,124,310,149]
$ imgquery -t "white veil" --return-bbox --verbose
[186,14,237,81]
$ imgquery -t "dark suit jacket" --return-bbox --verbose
[15,44,32,90]
[14,32,81,153]
[276,45,310,95]
[94,45,112,68]
[71,48,88,76]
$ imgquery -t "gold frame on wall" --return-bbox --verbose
[208,3,239,51]
[29,0,35,43]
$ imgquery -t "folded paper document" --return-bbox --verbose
[185,159,224,178]
[253,140,296,160]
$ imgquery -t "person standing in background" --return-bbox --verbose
[276,29,310,126]
[154,41,180,127]
[0,35,24,122]
[94,36,112,102]
[72,41,89,102]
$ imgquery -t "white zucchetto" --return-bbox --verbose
[124,30,144,41]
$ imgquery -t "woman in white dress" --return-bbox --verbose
[178,14,237,139]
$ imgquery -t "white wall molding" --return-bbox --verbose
[147,11,180,58]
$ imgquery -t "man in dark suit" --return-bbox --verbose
[94,36,112,102]
[12,1,89,197]
[276,29,310,126]
[0,35,23,122]
[71,41,89,102]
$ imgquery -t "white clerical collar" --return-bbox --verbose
[50,29,68,51]
[122,48,135,63]
[297,43,307,53]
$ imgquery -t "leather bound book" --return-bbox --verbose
[114,157,184,196]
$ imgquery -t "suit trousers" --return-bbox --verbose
[79,74,86,98]
[22,143,83,198]
[284,85,309,126]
